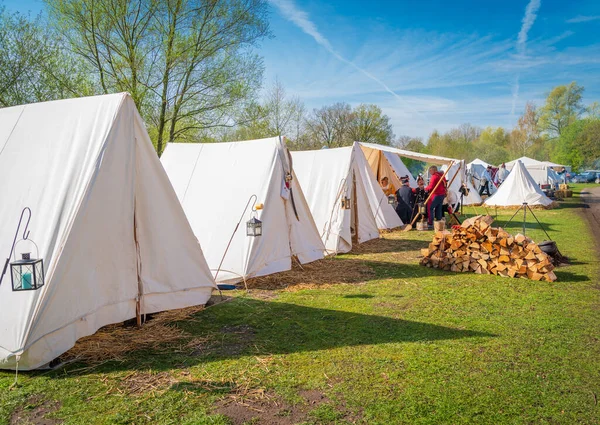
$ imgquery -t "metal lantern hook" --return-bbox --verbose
[1,207,33,287]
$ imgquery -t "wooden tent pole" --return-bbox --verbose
[404,161,454,231]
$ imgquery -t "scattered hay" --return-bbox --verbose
[105,371,178,396]
[246,256,375,291]
[486,202,558,210]
[61,305,206,365]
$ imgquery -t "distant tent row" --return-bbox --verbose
[505,157,562,186]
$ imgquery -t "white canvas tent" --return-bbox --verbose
[484,160,553,207]
[161,137,325,284]
[360,144,417,188]
[469,158,492,168]
[467,159,497,195]
[444,163,483,206]
[505,156,561,186]
[0,93,216,370]
[292,143,402,254]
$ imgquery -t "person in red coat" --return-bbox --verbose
[425,166,447,227]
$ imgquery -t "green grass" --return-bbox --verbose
[1,187,599,425]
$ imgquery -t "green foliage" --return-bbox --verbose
[475,127,510,164]
[538,82,585,138]
[553,118,600,170]
[0,8,95,107]
[348,104,394,145]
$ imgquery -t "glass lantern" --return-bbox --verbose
[388,195,396,204]
[341,196,351,210]
[418,202,427,215]
[0,207,45,292]
[11,253,44,291]
[246,216,263,237]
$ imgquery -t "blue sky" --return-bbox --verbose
[4,0,600,139]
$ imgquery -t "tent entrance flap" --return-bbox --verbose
[351,172,358,245]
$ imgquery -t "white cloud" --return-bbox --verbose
[513,0,541,119]
[567,15,600,23]
[517,0,542,55]
[267,0,409,106]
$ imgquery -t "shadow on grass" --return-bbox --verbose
[554,270,591,282]
[349,237,429,255]
[343,294,375,299]
[52,297,494,376]
[246,257,445,290]
[496,221,556,233]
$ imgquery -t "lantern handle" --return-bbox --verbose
[12,239,40,262]
[0,207,33,288]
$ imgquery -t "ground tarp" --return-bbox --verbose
[0,93,215,370]
[161,137,325,284]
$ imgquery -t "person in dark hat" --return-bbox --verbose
[395,175,414,224]
[411,175,427,221]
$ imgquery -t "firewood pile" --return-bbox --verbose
[419,215,557,282]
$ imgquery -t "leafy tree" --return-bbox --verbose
[0,9,94,107]
[587,102,600,119]
[553,118,600,170]
[538,82,585,138]
[348,104,394,145]
[46,0,270,154]
[475,127,510,165]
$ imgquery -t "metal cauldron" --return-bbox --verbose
[538,240,558,256]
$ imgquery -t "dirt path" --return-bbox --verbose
[580,186,600,249]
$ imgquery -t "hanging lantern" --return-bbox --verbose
[0,207,45,292]
[341,196,351,210]
[388,194,396,204]
[418,203,427,215]
[11,253,44,291]
[246,216,262,237]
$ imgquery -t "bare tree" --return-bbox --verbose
[306,102,354,148]
[510,102,542,157]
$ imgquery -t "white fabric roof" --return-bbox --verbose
[161,137,325,283]
[359,142,458,166]
[505,156,561,185]
[468,158,492,168]
[505,156,545,168]
[292,143,401,254]
[0,93,215,370]
[543,161,566,168]
[360,144,417,187]
[484,160,552,207]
